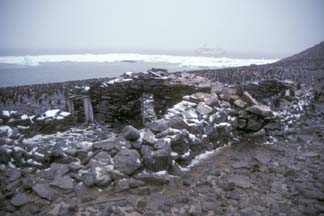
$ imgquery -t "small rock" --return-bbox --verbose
[32,183,55,200]
[204,94,220,107]
[233,99,247,108]
[183,109,199,119]
[114,179,130,192]
[50,176,74,190]
[135,173,170,185]
[226,175,252,189]
[123,125,140,141]
[128,179,145,188]
[81,172,96,187]
[188,201,202,216]
[0,147,10,164]
[146,120,169,134]
[242,91,258,106]
[6,169,22,182]
[197,102,213,115]
[247,104,274,117]
[303,152,319,158]
[50,143,65,159]
[10,192,34,207]
[142,130,156,146]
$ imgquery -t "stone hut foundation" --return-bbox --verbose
[68,73,211,127]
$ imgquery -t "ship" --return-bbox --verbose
[195,44,226,56]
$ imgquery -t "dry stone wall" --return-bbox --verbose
[73,73,212,127]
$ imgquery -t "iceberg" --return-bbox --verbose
[0,53,278,69]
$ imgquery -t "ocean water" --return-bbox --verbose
[0,51,278,87]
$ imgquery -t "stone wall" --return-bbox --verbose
[70,73,211,127]
[188,57,324,98]
[0,78,110,115]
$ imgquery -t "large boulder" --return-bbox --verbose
[123,125,140,141]
[113,149,142,175]
[142,144,172,172]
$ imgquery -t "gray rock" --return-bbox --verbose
[190,92,211,102]
[10,192,34,207]
[142,130,156,146]
[233,99,247,108]
[128,179,145,188]
[188,200,202,216]
[146,120,169,134]
[204,93,220,107]
[211,82,224,94]
[247,104,274,117]
[113,149,142,175]
[93,136,131,156]
[131,140,142,150]
[170,131,189,155]
[123,125,140,141]
[46,163,70,179]
[246,118,264,132]
[226,175,252,189]
[183,109,198,119]
[0,147,10,164]
[168,162,183,176]
[6,169,22,182]
[303,152,319,158]
[22,177,35,190]
[142,144,172,172]
[68,163,84,172]
[209,122,232,142]
[81,172,97,187]
[114,179,130,192]
[135,173,170,185]
[50,143,65,159]
[96,174,112,187]
[50,176,74,190]
[242,91,258,106]
[209,110,228,124]
[197,102,213,115]
[88,151,113,167]
[32,183,55,200]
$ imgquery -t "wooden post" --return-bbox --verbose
[141,93,145,126]
[67,98,76,123]
[83,96,94,124]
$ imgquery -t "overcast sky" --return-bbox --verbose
[0,0,323,57]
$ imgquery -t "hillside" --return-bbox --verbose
[279,41,324,63]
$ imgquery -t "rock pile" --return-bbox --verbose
[0,109,72,145]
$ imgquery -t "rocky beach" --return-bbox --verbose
[0,41,324,216]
